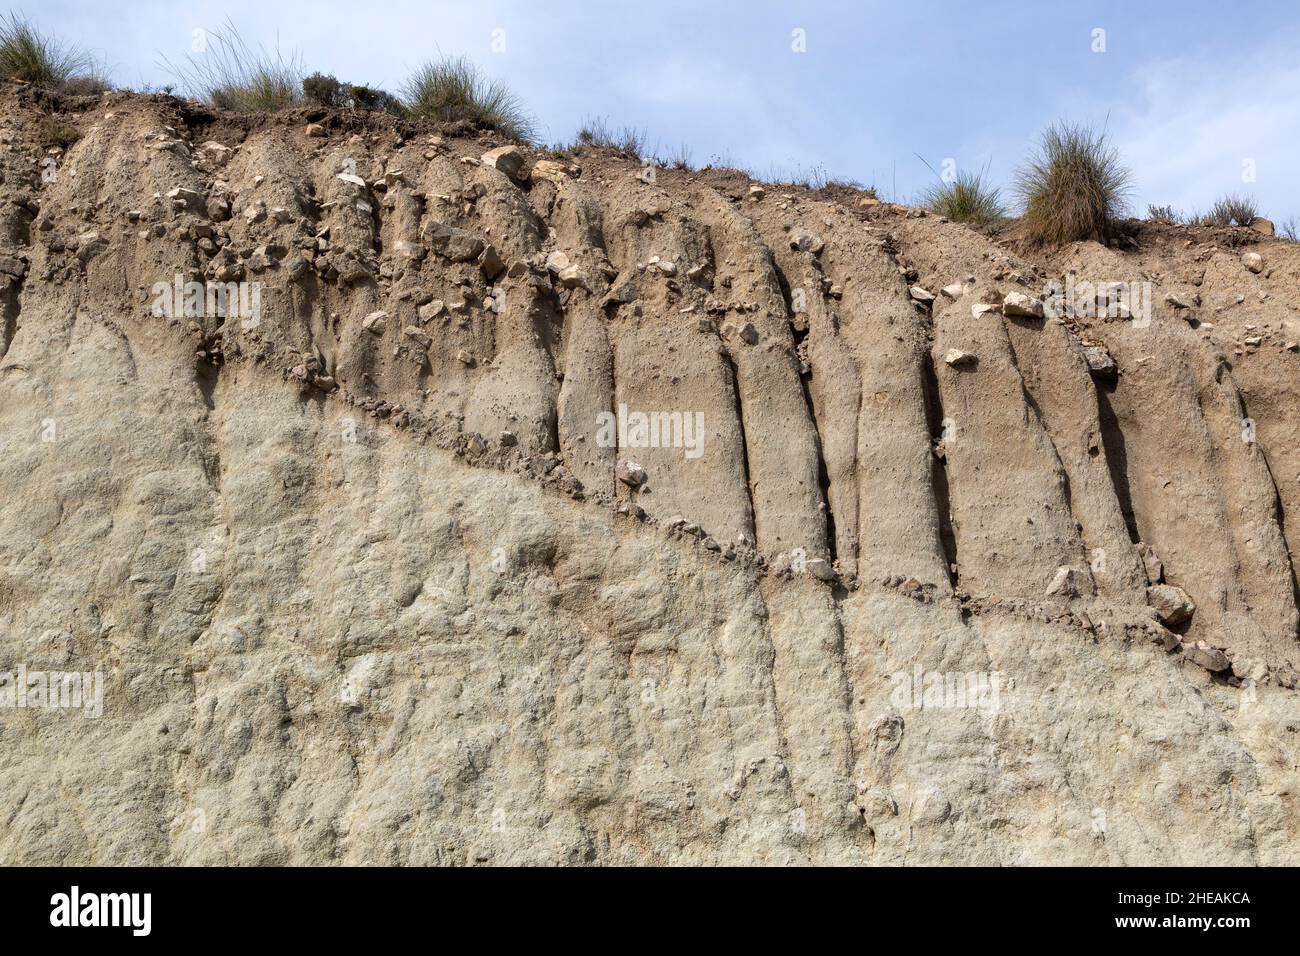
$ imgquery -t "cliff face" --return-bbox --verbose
[1,88,1298,864]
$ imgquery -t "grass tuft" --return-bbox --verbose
[40,116,80,146]
[658,142,692,170]
[0,12,106,90]
[919,167,1005,224]
[1014,121,1132,246]
[402,56,536,143]
[575,116,647,158]
[161,20,301,113]
[753,162,863,193]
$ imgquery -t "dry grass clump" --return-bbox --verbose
[40,117,80,146]
[920,168,1005,224]
[658,142,692,170]
[1205,193,1260,227]
[575,116,647,158]
[1015,121,1132,246]
[1146,204,1177,224]
[0,12,108,91]
[402,56,536,143]
[162,20,301,112]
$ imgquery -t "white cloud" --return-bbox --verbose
[1108,50,1300,219]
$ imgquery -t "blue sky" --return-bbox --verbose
[29,0,1300,220]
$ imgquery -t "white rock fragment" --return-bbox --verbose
[944,348,977,367]
[482,145,528,183]
[616,460,647,487]
[789,229,824,255]
[1045,565,1080,598]
[1001,291,1044,318]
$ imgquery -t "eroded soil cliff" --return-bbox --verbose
[1,87,1298,863]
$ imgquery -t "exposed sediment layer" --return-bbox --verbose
[1,89,1298,864]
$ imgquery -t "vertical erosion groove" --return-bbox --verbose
[719,346,756,533]
[1094,383,1141,544]
[774,261,836,562]
[921,348,958,586]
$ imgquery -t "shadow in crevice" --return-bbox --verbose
[719,347,756,536]
[920,351,958,587]
[195,359,219,412]
[1095,382,1141,544]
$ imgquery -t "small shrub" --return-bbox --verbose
[1014,121,1132,246]
[302,71,343,107]
[576,116,646,158]
[402,56,536,143]
[1206,193,1259,227]
[301,74,401,114]
[161,20,301,112]
[1146,204,1178,223]
[920,168,1005,224]
[40,117,80,147]
[0,12,102,90]
[346,84,403,114]
[1279,216,1299,242]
